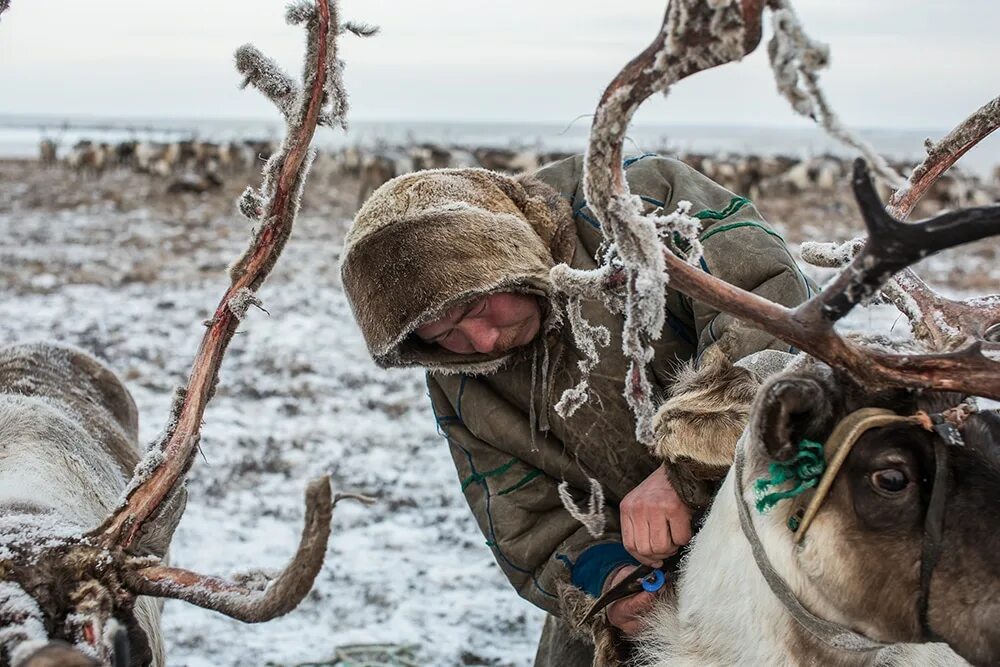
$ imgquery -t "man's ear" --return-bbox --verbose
[752,370,839,461]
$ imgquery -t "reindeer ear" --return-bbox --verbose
[753,374,838,461]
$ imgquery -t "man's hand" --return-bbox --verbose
[603,565,658,636]
[620,463,692,567]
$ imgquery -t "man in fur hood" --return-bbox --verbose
[340,154,811,665]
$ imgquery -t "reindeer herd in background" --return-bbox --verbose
[39,135,1000,210]
[1,0,999,665]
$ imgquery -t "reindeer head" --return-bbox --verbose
[661,161,1000,664]
[747,361,1000,664]
[571,0,1000,662]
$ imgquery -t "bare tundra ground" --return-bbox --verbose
[0,155,995,666]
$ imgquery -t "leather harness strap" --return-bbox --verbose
[734,435,888,652]
[736,399,978,651]
[919,437,950,640]
[792,409,921,543]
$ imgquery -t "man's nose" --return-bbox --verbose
[462,319,501,354]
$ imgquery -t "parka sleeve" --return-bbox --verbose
[427,375,638,615]
[627,155,813,362]
[688,201,813,361]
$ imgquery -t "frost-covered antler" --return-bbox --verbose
[567,0,1000,428]
[0,2,377,664]
[656,160,1000,397]
[96,0,349,551]
[84,0,376,624]
[803,95,1000,350]
[767,0,904,188]
[551,0,766,443]
[124,484,370,623]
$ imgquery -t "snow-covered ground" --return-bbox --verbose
[0,159,544,666]
[0,157,995,666]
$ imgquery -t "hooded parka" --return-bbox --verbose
[340,154,811,665]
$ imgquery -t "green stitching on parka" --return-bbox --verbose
[497,469,542,496]
[693,196,751,221]
[461,457,517,491]
[700,220,786,244]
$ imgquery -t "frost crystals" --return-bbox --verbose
[228,287,266,321]
[0,582,47,665]
[768,1,904,189]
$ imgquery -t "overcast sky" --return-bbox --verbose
[0,1,997,130]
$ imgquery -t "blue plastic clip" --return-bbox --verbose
[641,569,666,593]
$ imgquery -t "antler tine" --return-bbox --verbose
[578,0,766,441]
[802,97,1000,349]
[585,0,1000,402]
[882,96,1000,347]
[124,479,372,623]
[888,95,1000,220]
[805,160,1000,323]
[655,184,1000,400]
[92,0,340,552]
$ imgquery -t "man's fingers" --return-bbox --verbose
[632,523,662,568]
[648,516,673,557]
[670,514,693,547]
[623,514,652,566]
[635,520,654,565]
[622,514,635,561]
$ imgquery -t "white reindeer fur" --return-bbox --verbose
[0,345,166,666]
[0,396,126,523]
[633,437,967,667]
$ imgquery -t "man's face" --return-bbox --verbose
[414,292,542,355]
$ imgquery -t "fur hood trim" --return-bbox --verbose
[340,167,573,371]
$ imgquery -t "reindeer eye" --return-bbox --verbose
[870,468,908,494]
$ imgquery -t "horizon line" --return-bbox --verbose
[0,112,953,135]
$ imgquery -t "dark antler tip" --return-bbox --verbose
[851,157,869,181]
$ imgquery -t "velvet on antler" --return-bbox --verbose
[84,0,375,627]
[803,95,1000,351]
[572,0,1000,419]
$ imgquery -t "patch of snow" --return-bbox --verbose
[0,164,544,666]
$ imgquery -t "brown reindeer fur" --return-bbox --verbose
[652,345,761,507]
[558,582,631,667]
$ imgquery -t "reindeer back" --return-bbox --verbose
[0,344,139,522]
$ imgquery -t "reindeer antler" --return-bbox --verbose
[570,0,766,442]
[578,0,1000,406]
[97,0,335,550]
[804,95,1000,351]
[124,484,372,623]
[888,96,1000,219]
[85,0,375,619]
